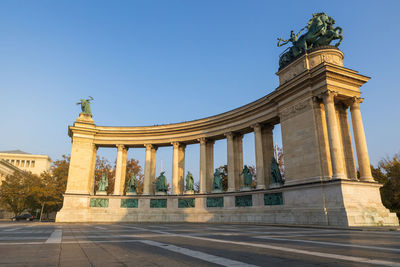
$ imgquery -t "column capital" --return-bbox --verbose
[350,97,364,109]
[198,137,207,145]
[250,123,262,130]
[322,90,338,103]
[171,141,180,148]
[224,132,235,139]
[116,144,126,151]
[144,144,157,150]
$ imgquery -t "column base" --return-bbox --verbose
[256,184,266,190]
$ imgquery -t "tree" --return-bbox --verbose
[125,158,144,195]
[372,154,400,218]
[0,171,37,217]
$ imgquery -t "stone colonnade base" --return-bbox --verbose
[56,180,399,227]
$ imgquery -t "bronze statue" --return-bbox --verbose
[155,171,168,192]
[127,173,137,193]
[77,96,94,115]
[270,158,284,186]
[240,165,253,187]
[277,13,343,69]
[98,173,108,192]
[212,169,222,191]
[185,171,194,191]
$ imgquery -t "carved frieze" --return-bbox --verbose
[279,100,310,121]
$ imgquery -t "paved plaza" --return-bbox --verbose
[0,222,399,266]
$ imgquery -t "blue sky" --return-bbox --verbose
[1,1,400,183]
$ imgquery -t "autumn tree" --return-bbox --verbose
[373,154,400,218]
[0,171,38,217]
[125,158,144,195]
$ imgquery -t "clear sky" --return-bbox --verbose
[1,0,400,183]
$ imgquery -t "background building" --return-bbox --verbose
[0,150,51,176]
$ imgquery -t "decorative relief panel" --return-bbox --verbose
[150,199,167,208]
[90,198,109,208]
[264,193,283,205]
[206,197,224,208]
[280,100,310,121]
[235,195,253,207]
[121,199,138,208]
[178,198,195,208]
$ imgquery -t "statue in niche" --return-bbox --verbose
[127,173,137,193]
[185,171,194,191]
[240,165,253,188]
[76,96,94,116]
[212,169,222,191]
[270,158,284,187]
[155,171,168,192]
[97,173,108,192]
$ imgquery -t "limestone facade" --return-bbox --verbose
[0,150,51,176]
[56,48,399,227]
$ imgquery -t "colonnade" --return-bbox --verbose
[96,123,277,196]
[320,91,373,182]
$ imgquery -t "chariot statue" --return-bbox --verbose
[277,13,343,69]
[155,171,168,192]
[77,96,94,116]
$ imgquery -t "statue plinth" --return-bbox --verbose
[240,186,252,191]
[96,191,107,195]
[276,47,344,86]
[185,190,195,195]
[126,191,137,196]
[76,113,94,124]
[155,191,167,196]
[269,183,283,189]
[211,189,223,193]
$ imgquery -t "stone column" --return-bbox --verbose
[253,124,266,189]
[172,142,186,195]
[350,98,374,181]
[206,140,214,192]
[199,138,214,193]
[114,145,128,195]
[323,91,345,179]
[262,125,274,187]
[337,103,357,180]
[88,145,98,195]
[235,134,244,188]
[226,132,243,192]
[226,133,235,192]
[143,144,157,195]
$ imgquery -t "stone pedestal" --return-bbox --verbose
[240,186,251,191]
[185,190,195,195]
[96,191,107,195]
[126,191,137,196]
[155,192,167,196]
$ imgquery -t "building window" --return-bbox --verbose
[21,160,25,167]
[26,161,30,167]
[11,160,14,165]
[31,161,35,168]
[6,159,9,162]
[16,160,20,167]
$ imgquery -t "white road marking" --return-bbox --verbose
[3,228,20,232]
[138,228,400,267]
[94,226,107,230]
[45,229,62,244]
[254,236,400,253]
[140,240,258,267]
